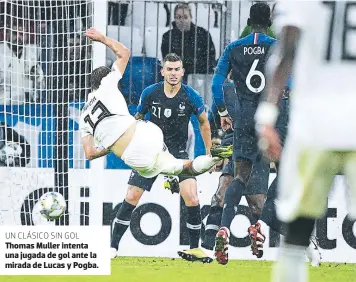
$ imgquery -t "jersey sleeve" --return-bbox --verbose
[100,70,122,89]
[214,43,232,78]
[136,85,154,115]
[212,42,234,109]
[186,86,205,116]
[79,115,91,138]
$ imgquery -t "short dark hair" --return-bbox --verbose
[249,2,271,26]
[90,66,111,91]
[174,3,192,18]
[163,53,182,65]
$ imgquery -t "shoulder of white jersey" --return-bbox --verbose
[99,69,123,90]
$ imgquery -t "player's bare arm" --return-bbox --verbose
[86,27,130,74]
[255,26,300,160]
[197,111,212,154]
[82,134,110,160]
[266,26,300,105]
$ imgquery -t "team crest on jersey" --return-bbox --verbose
[178,102,186,116]
[164,108,172,118]
[179,102,185,111]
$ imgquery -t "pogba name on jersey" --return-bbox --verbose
[244,46,265,55]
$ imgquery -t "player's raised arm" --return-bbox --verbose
[86,27,130,75]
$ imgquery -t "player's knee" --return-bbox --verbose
[183,194,199,207]
[246,195,264,217]
[125,186,144,205]
[234,175,247,185]
[181,188,199,206]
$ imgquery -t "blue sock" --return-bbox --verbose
[260,176,286,236]
[186,205,202,249]
[110,200,136,250]
[221,178,244,229]
[202,206,222,250]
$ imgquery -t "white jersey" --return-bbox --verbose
[275,1,356,149]
[79,70,136,149]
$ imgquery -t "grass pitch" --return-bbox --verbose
[1,257,355,282]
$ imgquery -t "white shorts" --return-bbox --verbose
[277,133,356,222]
[121,121,184,178]
[94,115,136,149]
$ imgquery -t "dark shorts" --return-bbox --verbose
[127,151,196,191]
[232,100,261,162]
[232,126,260,162]
[220,157,269,196]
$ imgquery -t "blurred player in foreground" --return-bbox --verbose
[254,2,356,281]
[80,28,232,180]
[251,82,321,266]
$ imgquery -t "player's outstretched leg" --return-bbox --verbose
[214,178,243,265]
[110,200,136,258]
[180,145,233,176]
[177,178,213,264]
[202,160,233,256]
[248,176,321,266]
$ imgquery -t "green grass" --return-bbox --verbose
[1,258,355,282]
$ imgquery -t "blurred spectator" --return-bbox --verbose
[0,19,44,104]
[0,122,30,167]
[108,1,129,26]
[161,3,216,80]
[67,34,91,101]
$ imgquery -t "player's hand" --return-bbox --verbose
[85,27,106,43]
[220,115,233,131]
[257,124,281,161]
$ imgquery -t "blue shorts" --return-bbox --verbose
[221,157,269,195]
[232,99,261,162]
[127,151,195,191]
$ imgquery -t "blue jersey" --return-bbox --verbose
[212,33,276,106]
[137,81,204,153]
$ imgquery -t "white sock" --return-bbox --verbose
[272,243,308,282]
[191,155,216,173]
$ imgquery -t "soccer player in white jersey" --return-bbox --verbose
[80,28,232,179]
[254,1,356,282]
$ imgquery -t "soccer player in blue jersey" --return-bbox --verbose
[110,53,231,262]
[202,78,269,255]
[211,2,276,264]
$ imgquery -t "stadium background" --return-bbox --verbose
[0,0,355,264]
